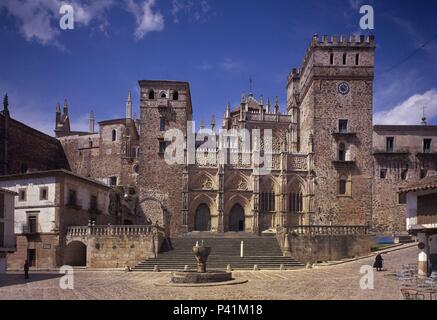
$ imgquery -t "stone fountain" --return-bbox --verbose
[170,241,233,284]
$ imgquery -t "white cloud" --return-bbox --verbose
[220,58,242,72]
[0,0,164,46]
[374,89,437,125]
[125,0,164,40]
[171,0,211,24]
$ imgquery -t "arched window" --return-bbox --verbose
[111,129,117,142]
[160,91,167,99]
[260,192,276,212]
[289,192,303,213]
[338,143,346,161]
[330,53,334,65]
[342,53,347,65]
[355,53,360,65]
[339,176,347,195]
[148,90,155,100]
[173,91,179,101]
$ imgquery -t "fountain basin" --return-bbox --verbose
[171,271,232,284]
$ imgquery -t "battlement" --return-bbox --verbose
[288,34,375,83]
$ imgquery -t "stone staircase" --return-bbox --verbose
[132,232,304,271]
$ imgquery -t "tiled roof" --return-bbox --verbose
[399,175,437,193]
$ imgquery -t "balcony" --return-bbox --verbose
[21,224,41,235]
[417,214,437,226]
[332,130,357,140]
[332,160,356,168]
[373,149,410,156]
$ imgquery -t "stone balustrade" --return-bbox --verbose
[66,225,163,239]
[287,225,369,236]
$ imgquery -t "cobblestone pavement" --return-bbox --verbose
[0,246,417,300]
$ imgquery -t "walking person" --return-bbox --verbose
[373,253,383,272]
[24,260,29,280]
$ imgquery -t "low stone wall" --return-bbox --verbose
[279,226,371,263]
[66,225,165,269]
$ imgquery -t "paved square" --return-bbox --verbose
[0,246,417,300]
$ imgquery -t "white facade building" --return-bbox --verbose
[0,188,17,273]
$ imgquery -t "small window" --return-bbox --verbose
[109,176,117,187]
[133,164,140,174]
[330,53,334,65]
[18,188,27,202]
[339,119,348,133]
[160,117,165,131]
[338,143,346,161]
[386,137,394,153]
[423,139,432,153]
[111,129,117,142]
[68,189,77,206]
[39,187,48,201]
[148,90,155,100]
[173,91,179,101]
[355,53,360,65]
[399,193,407,204]
[401,169,408,181]
[380,169,387,179]
[339,177,347,195]
[160,92,167,99]
[342,53,347,65]
[159,140,168,154]
[27,215,38,234]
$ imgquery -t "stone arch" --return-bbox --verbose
[287,175,307,194]
[189,194,216,232]
[190,171,217,190]
[229,203,245,232]
[259,175,280,193]
[194,204,211,231]
[63,241,87,267]
[225,172,251,191]
[224,194,251,232]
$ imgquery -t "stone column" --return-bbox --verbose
[418,232,429,277]
[217,165,225,233]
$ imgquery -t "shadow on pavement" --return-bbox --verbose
[0,273,63,288]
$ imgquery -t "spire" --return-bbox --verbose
[63,99,69,115]
[225,102,231,118]
[211,114,216,131]
[274,96,279,114]
[421,106,427,126]
[56,102,61,113]
[126,90,133,119]
[89,111,95,133]
[266,97,271,113]
[2,94,9,117]
[249,76,253,96]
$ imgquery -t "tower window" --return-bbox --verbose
[160,92,167,99]
[386,137,394,153]
[380,169,387,179]
[339,177,347,195]
[111,129,117,142]
[339,119,348,133]
[423,139,432,153]
[109,176,117,187]
[173,91,179,101]
[330,53,334,65]
[338,143,346,161]
[148,90,155,100]
[343,53,347,65]
[355,53,360,65]
[160,117,166,131]
[401,169,408,181]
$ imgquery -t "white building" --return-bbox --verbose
[400,175,437,277]
[0,170,114,270]
[0,188,17,273]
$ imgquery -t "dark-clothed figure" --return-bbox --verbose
[373,254,383,272]
[24,260,29,280]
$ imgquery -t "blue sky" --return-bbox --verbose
[0,0,436,135]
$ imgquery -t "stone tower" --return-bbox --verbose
[138,80,192,236]
[287,35,375,225]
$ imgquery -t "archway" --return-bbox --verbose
[64,241,87,266]
[229,204,245,232]
[194,204,211,231]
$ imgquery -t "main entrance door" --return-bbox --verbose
[194,204,211,231]
[229,204,245,232]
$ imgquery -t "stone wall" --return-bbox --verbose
[0,114,70,176]
[287,234,371,263]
